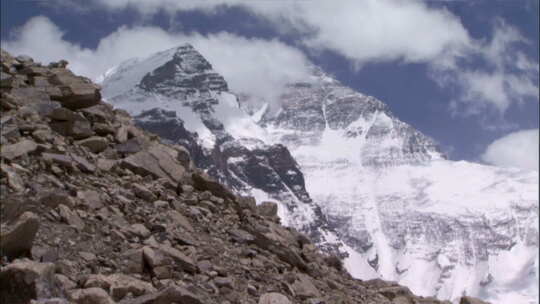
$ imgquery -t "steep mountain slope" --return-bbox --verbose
[100,45,539,304]
[1,49,473,304]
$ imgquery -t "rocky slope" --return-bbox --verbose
[0,50,496,304]
[99,45,538,304]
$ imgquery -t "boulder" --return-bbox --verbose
[0,211,40,259]
[141,247,173,279]
[80,103,115,123]
[119,248,144,274]
[54,273,77,292]
[1,49,18,70]
[228,228,255,244]
[214,276,234,289]
[19,65,48,76]
[41,153,74,169]
[49,115,94,139]
[148,144,186,182]
[127,223,151,238]
[107,274,156,301]
[119,286,204,304]
[96,159,116,171]
[8,87,61,116]
[292,273,321,299]
[142,246,164,269]
[460,297,490,304]
[1,163,25,191]
[165,210,194,232]
[259,293,291,304]
[48,69,101,110]
[116,137,145,154]
[70,154,96,173]
[68,287,115,304]
[175,145,191,169]
[237,196,256,211]
[192,172,235,201]
[93,123,115,136]
[246,224,308,272]
[0,71,14,88]
[1,139,38,160]
[120,151,169,181]
[32,129,54,143]
[77,136,108,154]
[132,184,157,202]
[159,245,198,274]
[115,125,129,143]
[257,201,278,217]
[77,190,104,210]
[58,204,85,230]
[83,274,111,290]
[47,107,79,121]
[38,191,73,209]
[0,259,60,304]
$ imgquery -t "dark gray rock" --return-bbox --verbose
[77,136,109,154]
[118,285,204,304]
[259,293,291,304]
[257,201,278,217]
[1,139,38,160]
[0,212,40,259]
[49,115,94,139]
[0,259,61,304]
[48,69,101,110]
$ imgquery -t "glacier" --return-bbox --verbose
[100,44,539,304]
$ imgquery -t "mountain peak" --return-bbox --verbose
[101,43,228,101]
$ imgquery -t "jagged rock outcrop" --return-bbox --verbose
[0,50,480,304]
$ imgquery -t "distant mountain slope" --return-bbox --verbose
[101,45,539,304]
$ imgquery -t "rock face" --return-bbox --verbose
[100,44,537,304]
[0,49,472,304]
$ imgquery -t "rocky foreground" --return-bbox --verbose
[0,50,488,304]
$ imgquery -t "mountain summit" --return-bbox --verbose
[101,45,539,304]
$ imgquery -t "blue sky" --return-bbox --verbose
[1,0,538,167]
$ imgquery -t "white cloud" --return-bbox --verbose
[432,20,539,115]
[188,33,311,110]
[73,0,472,65]
[1,16,98,77]
[481,129,539,171]
[48,0,538,119]
[6,1,539,120]
[2,16,311,106]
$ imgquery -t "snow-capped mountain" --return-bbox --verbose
[100,44,539,304]
[100,45,338,248]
